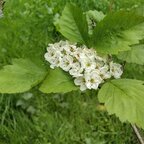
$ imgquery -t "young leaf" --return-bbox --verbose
[117,44,144,65]
[86,10,105,35]
[98,79,144,129]
[86,10,105,23]
[55,3,89,46]
[91,10,144,54]
[39,68,78,93]
[0,59,47,94]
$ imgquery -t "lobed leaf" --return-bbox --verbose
[98,79,144,129]
[91,10,144,54]
[39,68,78,93]
[0,58,47,93]
[117,44,144,65]
[55,3,89,46]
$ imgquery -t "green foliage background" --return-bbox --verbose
[0,0,144,143]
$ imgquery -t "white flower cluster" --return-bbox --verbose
[44,41,123,91]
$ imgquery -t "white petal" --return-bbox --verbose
[80,85,87,91]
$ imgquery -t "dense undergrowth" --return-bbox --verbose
[0,0,144,143]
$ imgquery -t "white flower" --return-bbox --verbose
[95,59,105,69]
[110,62,123,79]
[65,44,77,55]
[82,47,96,60]
[45,46,55,57]
[72,48,82,60]
[60,55,73,71]
[44,40,123,91]
[80,56,96,71]
[44,52,61,69]
[84,70,103,89]
[74,76,87,91]
[69,62,83,77]
[99,65,111,79]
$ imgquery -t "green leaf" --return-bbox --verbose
[91,10,144,54]
[117,44,144,65]
[55,3,89,46]
[86,10,105,35]
[0,59,47,94]
[122,63,144,81]
[39,68,78,93]
[98,79,144,129]
[86,10,105,23]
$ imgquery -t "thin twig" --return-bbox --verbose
[132,125,144,144]
[109,0,115,12]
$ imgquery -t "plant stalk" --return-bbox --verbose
[132,125,144,144]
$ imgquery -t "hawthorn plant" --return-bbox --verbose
[0,3,144,130]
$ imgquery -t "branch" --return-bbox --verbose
[132,125,144,144]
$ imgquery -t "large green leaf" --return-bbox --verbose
[39,68,78,93]
[0,59,47,94]
[91,10,144,54]
[98,79,144,129]
[55,3,89,46]
[117,44,144,65]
